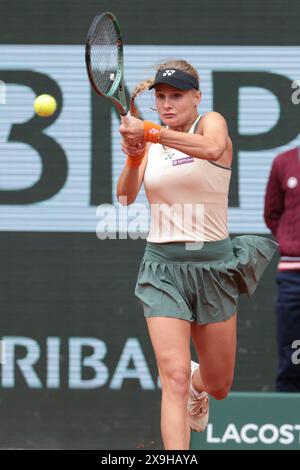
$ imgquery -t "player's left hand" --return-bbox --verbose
[121,139,145,156]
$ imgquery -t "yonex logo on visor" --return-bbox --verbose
[162,70,176,76]
[149,68,199,91]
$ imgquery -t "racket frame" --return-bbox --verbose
[85,11,128,116]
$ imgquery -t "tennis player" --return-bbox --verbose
[117,60,278,450]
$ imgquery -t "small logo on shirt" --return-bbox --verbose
[172,157,194,166]
[164,152,175,160]
[287,176,298,188]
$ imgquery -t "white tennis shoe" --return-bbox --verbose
[187,360,209,432]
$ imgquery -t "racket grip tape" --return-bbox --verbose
[121,111,132,126]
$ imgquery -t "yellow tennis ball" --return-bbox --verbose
[34,94,57,117]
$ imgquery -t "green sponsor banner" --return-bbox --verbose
[190,392,300,450]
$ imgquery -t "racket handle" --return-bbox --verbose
[121,111,143,150]
[121,111,132,126]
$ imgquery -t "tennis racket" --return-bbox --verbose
[85,11,131,124]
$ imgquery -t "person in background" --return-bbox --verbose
[264,146,300,392]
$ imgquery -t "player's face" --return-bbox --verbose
[154,84,201,127]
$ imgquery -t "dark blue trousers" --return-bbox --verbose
[275,270,300,392]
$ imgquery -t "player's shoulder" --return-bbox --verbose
[201,111,227,124]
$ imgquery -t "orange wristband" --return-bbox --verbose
[125,151,145,168]
[144,121,162,143]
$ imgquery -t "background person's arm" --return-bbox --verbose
[264,157,285,237]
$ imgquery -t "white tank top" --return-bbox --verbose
[143,115,231,243]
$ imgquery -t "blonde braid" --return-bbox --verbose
[129,78,154,118]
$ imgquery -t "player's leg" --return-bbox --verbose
[190,313,237,399]
[145,316,192,450]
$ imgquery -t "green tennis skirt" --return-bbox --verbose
[134,235,278,325]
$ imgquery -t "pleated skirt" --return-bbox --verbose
[134,235,278,325]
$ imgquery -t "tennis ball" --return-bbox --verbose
[34,94,57,117]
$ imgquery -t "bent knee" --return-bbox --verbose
[206,381,232,400]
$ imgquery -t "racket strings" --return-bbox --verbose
[90,16,119,95]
